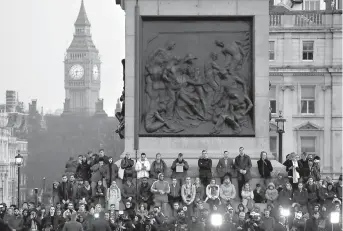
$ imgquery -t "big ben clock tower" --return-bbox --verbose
[63,0,101,116]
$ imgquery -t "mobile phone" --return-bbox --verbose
[119,211,124,215]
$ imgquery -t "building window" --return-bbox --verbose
[269,41,275,60]
[301,136,316,154]
[304,0,320,10]
[301,86,315,114]
[269,86,277,114]
[302,41,314,61]
[270,136,277,158]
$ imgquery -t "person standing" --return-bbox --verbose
[106,157,118,188]
[150,153,168,180]
[151,173,170,214]
[58,175,73,209]
[216,151,234,184]
[283,152,302,190]
[135,153,151,181]
[198,150,212,187]
[62,212,83,231]
[234,147,252,198]
[257,151,273,186]
[120,153,135,183]
[171,153,189,186]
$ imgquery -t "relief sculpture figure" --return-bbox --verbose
[141,33,254,136]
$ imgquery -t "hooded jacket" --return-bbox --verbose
[150,159,167,179]
[135,158,151,179]
[265,182,279,202]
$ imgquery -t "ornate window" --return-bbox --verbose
[301,86,315,114]
[269,41,275,60]
[270,136,277,158]
[301,136,316,154]
[302,41,314,61]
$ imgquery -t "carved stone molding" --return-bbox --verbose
[281,85,295,91]
[321,85,332,91]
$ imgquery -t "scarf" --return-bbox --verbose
[292,161,300,183]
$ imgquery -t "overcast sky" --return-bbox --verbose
[0,0,125,115]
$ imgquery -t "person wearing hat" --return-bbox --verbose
[171,153,189,187]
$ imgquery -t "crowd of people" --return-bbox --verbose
[0,147,342,231]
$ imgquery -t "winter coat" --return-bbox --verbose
[138,182,153,203]
[216,158,234,178]
[7,215,24,231]
[306,183,318,203]
[278,188,293,207]
[65,159,78,174]
[57,182,72,201]
[219,183,236,201]
[122,183,136,199]
[273,176,287,192]
[194,184,205,200]
[171,159,189,179]
[253,189,265,203]
[135,159,151,179]
[265,183,278,202]
[52,186,60,205]
[234,154,252,182]
[181,184,196,203]
[107,163,119,184]
[283,159,302,180]
[336,183,342,201]
[198,158,212,178]
[293,189,309,206]
[41,215,64,231]
[120,158,135,179]
[90,163,109,182]
[169,183,181,198]
[150,160,167,179]
[307,165,321,181]
[257,159,273,178]
[76,186,91,202]
[69,181,78,201]
[106,186,121,209]
[75,162,90,181]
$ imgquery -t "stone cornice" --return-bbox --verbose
[281,84,295,91]
[292,72,325,76]
[321,85,332,91]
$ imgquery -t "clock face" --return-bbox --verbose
[92,65,99,80]
[69,64,84,80]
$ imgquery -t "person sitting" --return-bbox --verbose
[168,178,182,208]
[273,173,287,193]
[219,176,236,205]
[106,180,121,211]
[193,177,205,201]
[306,177,318,212]
[138,177,153,210]
[253,183,265,204]
[265,182,278,206]
[122,178,136,207]
[181,177,196,217]
[205,178,220,209]
[278,182,293,208]
[241,183,255,211]
[260,209,275,231]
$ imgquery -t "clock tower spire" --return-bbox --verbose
[63,0,101,116]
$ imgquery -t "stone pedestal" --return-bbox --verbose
[121,0,272,159]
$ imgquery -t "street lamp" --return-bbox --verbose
[275,110,286,163]
[15,151,24,207]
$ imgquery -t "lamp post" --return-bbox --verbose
[15,151,24,207]
[275,111,286,163]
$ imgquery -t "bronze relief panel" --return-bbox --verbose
[140,18,254,136]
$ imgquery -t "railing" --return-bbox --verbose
[269,10,342,28]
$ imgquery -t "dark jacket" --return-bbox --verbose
[62,220,83,231]
[76,186,91,202]
[216,158,234,178]
[75,162,90,181]
[283,159,302,179]
[253,189,265,203]
[120,158,135,178]
[171,159,189,178]
[7,215,24,231]
[41,215,64,231]
[150,160,167,179]
[90,219,111,231]
[293,189,309,206]
[306,183,318,203]
[305,217,320,231]
[198,158,212,177]
[234,154,252,181]
[278,188,293,207]
[58,182,73,201]
[257,159,273,178]
[138,182,153,202]
[90,164,109,183]
[107,163,119,184]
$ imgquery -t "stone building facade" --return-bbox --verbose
[268,11,342,176]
